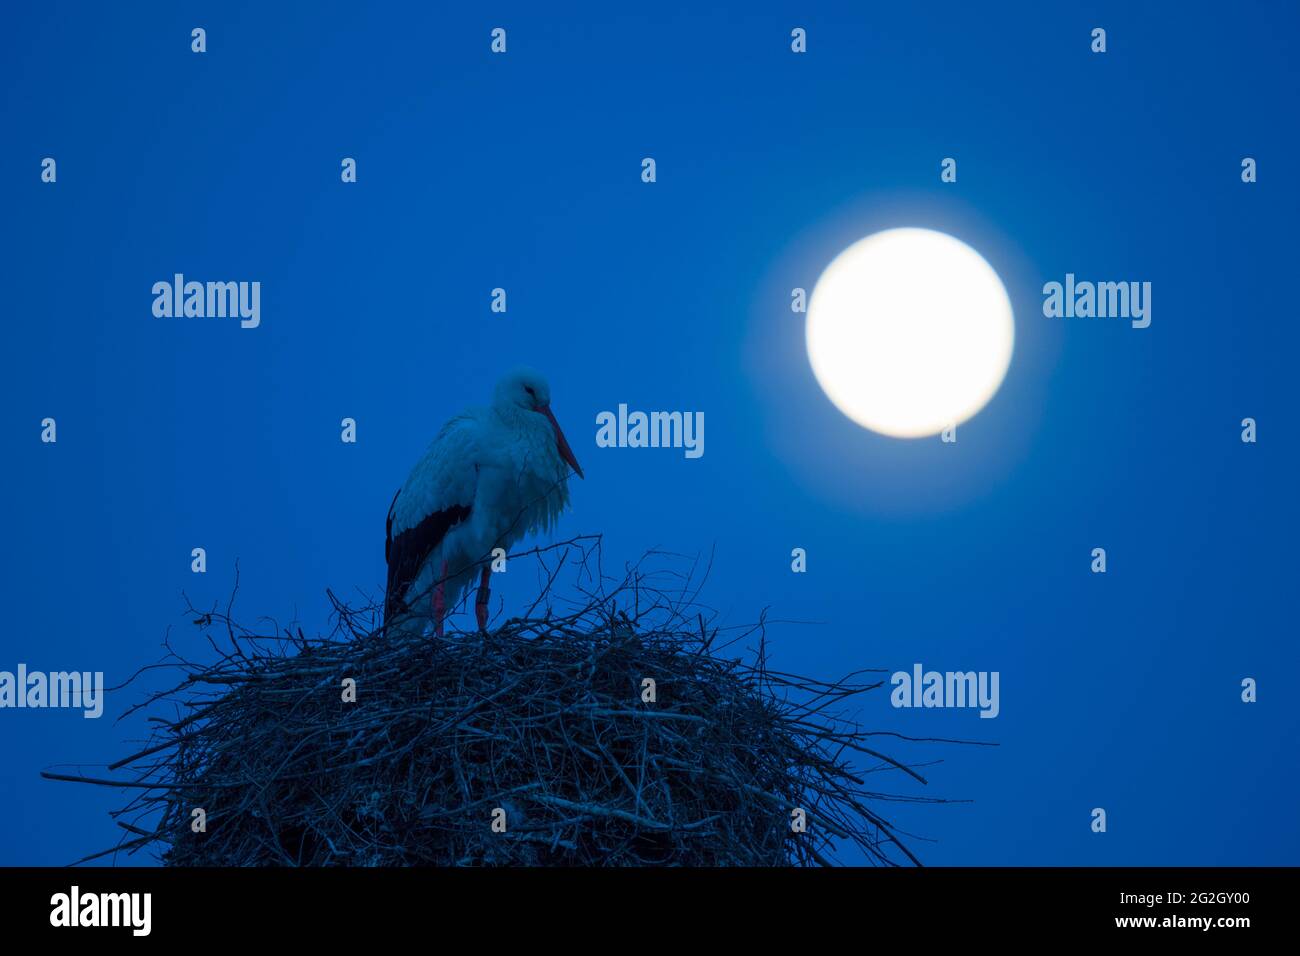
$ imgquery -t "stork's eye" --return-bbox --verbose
[524,386,535,397]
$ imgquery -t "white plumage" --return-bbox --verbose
[385,369,583,634]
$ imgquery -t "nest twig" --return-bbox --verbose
[46,537,975,866]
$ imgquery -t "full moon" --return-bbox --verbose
[805,228,1014,439]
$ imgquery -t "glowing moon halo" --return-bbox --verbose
[805,228,1014,438]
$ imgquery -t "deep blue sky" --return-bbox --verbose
[2,1,1296,866]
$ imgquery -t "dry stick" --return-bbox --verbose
[48,538,979,866]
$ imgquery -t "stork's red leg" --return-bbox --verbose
[476,565,491,633]
[433,560,447,637]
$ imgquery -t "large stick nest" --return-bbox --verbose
[50,538,963,866]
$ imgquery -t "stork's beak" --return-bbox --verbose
[537,405,584,479]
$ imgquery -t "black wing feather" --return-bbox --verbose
[384,488,472,621]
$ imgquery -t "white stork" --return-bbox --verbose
[384,368,584,635]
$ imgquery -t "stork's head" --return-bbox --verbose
[494,368,584,479]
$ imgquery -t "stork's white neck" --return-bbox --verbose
[491,402,561,464]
